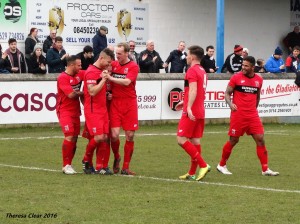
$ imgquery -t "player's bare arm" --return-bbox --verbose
[175,101,183,111]
[187,82,197,121]
[68,91,83,99]
[87,71,108,96]
[225,85,237,111]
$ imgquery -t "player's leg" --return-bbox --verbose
[121,130,136,175]
[111,127,121,173]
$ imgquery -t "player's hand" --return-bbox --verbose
[230,103,237,111]
[102,70,110,79]
[187,107,195,121]
[175,101,183,111]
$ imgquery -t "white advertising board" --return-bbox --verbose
[27,0,149,46]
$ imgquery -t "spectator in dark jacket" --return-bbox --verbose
[283,26,300,54]
[25,27,40,59]
[285,46,300,73]
[139,40,164,73]
[92,25,108,60]
[128,40,139,64]
[76,45,94,70]
[43,30,57,54]
[201,45,218,73]
[163,41,187,73]
[27,44,47,74]
[46,36,69,73]
[221,45,243,73]
[0,43,10,73]
[5,38,26,73]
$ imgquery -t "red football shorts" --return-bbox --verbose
[85,112,109,136]
[58,115,80,137]
[177,115,205,138]
[228,112,264,137]
[110,98,138,131]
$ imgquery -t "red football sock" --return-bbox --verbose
[182,141,206,168]
[256,145,268,172]
[83,138,98,165]
[103,141,111,168]
[122,141,134,170]
[188,144,202,175]
[62,140,75,166]
[111,139,120,160]
[95,142,106,170]
[219,141,234,166]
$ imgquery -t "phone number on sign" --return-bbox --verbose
[73,27,99,34]
[137,95,156,103]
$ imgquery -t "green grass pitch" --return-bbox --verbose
[0,123,299,224]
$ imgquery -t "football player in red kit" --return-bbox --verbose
[56,55,84,174]
[176,45,210,181]
[217,56,279,176]
[106,42,139,175]
[81,48,115,174]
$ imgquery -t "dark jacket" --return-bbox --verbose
[201,54,217,73]
[76,52,94,70]
[27,54,47,74]
[92,32,107,60]
[165,50,187,73]
[138,49,163,73]
[25,36,40,58]
[43,36,53,54]
[221,53,243,73]
[0,52,11,73]
[4,48,26,73]
[283,31,300,50]
[46,47,67,73]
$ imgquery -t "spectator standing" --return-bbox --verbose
[56,55,84,174]
[43,30,56,54]
[25,27,40,59]
[128,40,139,64]
[201,45,218,73]
[242,48,249,58]
[163,41,187,73]
[107,42,139,175]
[175,45,210,181]
[216,56,279,176]
[254,59,266,73]
[139,40,163,73]
[81,48,115,174]
[27,44,47,74]
[285,46,300,73]
[46,36,69,73]
[76,45,94,70]
[221,45,243,73]
[92,26,108,60]
[4,38,26,73]
[283,26,300,54]
[0,44,10,73]
[264,47,285,73]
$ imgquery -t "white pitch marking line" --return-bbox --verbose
[0,130,291,141]
[0,163,299,194]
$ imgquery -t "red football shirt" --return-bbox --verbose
[183,64,207,119]
[228,71,263,116]
[83,65,107,114]
[56,70,84,117]
[111,60,139,98]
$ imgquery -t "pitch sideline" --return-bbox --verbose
[0,163,299,194]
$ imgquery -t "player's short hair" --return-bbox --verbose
[83,45,93,53]
[117,42,130,53]
[66,55,80,66]
[8,38,17,45]
[188,45,204,61]
[101,48,115,60]
[206,45,214,52]
[243,56,256,66]
[55,36,63,42]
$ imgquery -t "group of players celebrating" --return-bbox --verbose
[56,42,279,180]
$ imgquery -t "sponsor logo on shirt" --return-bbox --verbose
[113,73,126,79]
